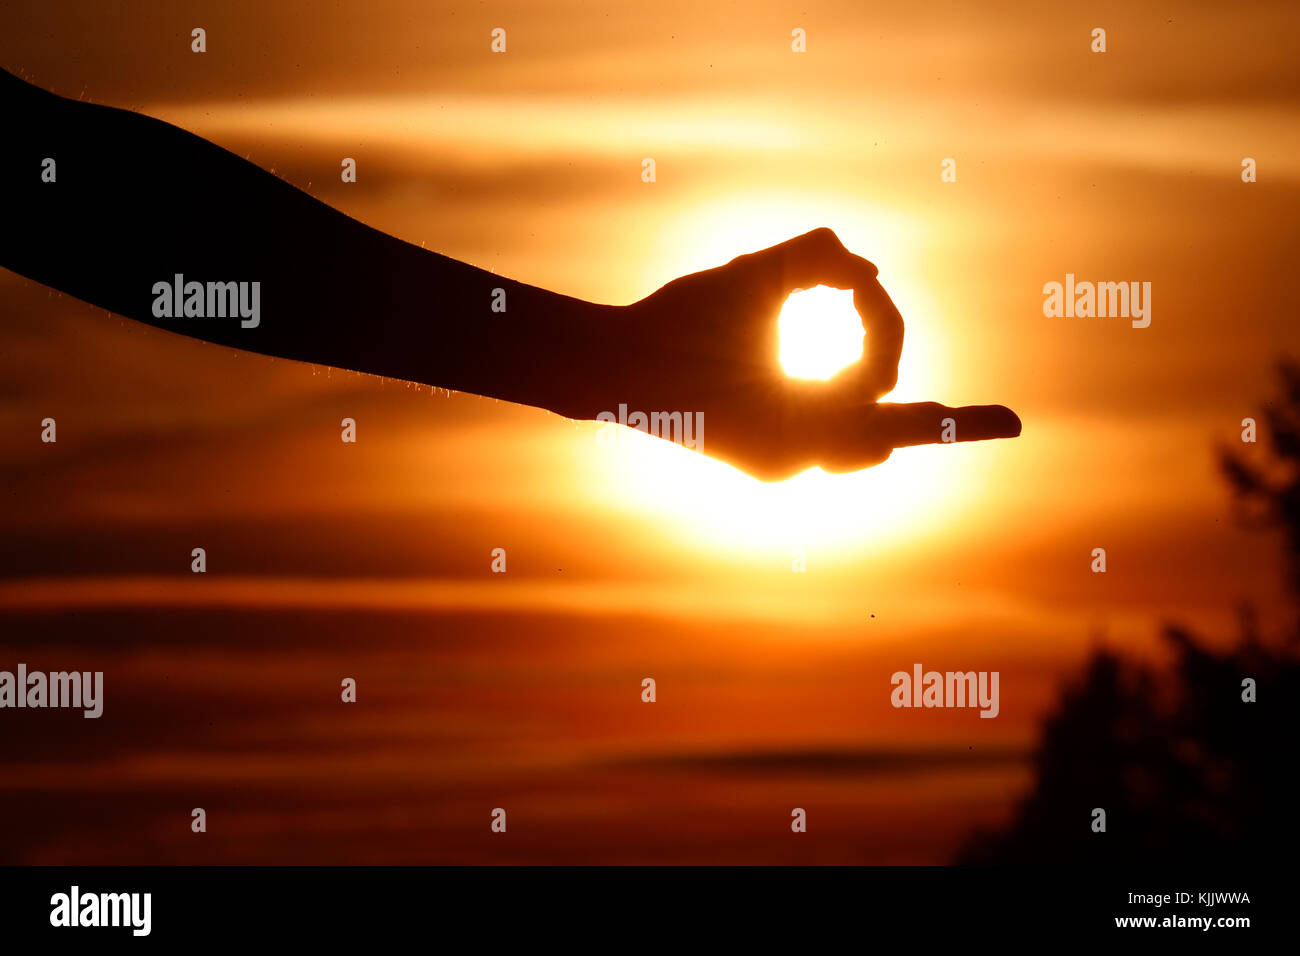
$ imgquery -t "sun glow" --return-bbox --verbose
[579,192,989,559]
[580,429,979,558]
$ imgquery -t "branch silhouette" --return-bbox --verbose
[1,69,1019,481]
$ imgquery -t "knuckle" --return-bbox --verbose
[805,226,841,248]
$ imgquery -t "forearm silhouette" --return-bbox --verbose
[2,69,1019,481]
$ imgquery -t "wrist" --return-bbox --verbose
[444,286,623,420]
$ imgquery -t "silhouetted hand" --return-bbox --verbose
[592,228,1020,480]
[2,74,1019,484]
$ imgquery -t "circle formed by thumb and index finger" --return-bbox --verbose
[756,227,904,402]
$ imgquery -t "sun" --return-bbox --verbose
[579,190,988,560]
[778,286,864,380]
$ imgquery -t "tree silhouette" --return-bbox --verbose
[960,361,1299,864]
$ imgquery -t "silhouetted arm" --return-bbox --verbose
[1,69,1019,481]
[0,68,611,416]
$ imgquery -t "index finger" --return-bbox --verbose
[849,278,905,401]
[866,401,1022,448]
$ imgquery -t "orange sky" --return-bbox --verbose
[1,0,1297,863]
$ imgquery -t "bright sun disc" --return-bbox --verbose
[778,286,863,380]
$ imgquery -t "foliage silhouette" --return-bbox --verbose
[960,361,1299,864]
